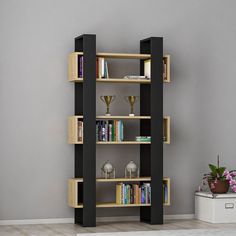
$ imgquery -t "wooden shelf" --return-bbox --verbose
[70,52,151,59]
[68,177,170,208]
[73,115,151,119]
[68,116,170,144]
[75,203,151,208]
[163,55,170,83]
[71,78,151,84]
[97,141,151,145]
[70,177,152,183]
[96,115,151,119]
[70,177,169,183]
[163,116,171,144]
[68,52,170,83]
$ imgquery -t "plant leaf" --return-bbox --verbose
[209,164,217,175]
[218,167,226,176]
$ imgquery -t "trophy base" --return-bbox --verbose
[129,113,135,117]
[105,113,111,116]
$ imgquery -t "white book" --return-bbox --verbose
[144,59,151,79]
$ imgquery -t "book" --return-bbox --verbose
[78,121,83,142]
[98,57,105,78]
[144,59,151,79]
[116,183,122,204]
[123,75,149,80]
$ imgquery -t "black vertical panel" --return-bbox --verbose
[74,36,84,225]
[140,37,163,224]
[74,34,96,227]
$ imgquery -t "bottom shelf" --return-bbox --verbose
[75,203,151,208]
[68,178,171,208]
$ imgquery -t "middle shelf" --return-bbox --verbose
[68,116,170,144]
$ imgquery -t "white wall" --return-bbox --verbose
[1,0,236,220]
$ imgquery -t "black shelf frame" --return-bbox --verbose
[140,37,163,224]
[74,34,96,226]
[73,34,163,226]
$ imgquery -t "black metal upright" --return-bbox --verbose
[140,37,163,224]
[74,34,96,227]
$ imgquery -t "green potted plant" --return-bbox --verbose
[203,155,236,194]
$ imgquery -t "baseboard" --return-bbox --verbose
[0,214,194,226]
[0,218,74,225]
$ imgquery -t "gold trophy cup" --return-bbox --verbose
[100,95,116,116]
[124,96,139,116]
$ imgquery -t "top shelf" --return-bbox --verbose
[72,52,151,59]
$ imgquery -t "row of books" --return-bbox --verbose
[78,56,109,79]
[115,182,169,205]
[144,59,167,80]
[116,183,151,205]
[96,120,124,142]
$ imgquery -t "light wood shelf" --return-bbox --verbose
[73,115,151,119]
[97,141,151,145]
[68,52,170,83]
[75,203,151,208]
[70,177,169,183]
[70,177,152,183]
[68,177,170,208]
[70,52,151,59]
[163,55,170,83]
[68,116,170,144]
[163,116,170,144]
[70,78,151,84]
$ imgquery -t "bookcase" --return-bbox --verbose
[67,34,171,226]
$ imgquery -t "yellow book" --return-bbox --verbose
[116,183,122,204]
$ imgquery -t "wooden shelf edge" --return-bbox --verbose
[71,203,172,208]
[70,52,170,59]
[69,141,171,145]
[69,177,170,182]
[69,78,170,84]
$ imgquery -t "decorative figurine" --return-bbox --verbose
[100,95,116,116]
[125,160,139,178]
[101,160,115,179]
[124,96,139,116]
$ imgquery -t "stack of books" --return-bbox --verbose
[77,121,83,142]
[116,183,151,205]
[123,75,149,80]
[135,136,151,142]
[96,120,124,142]
[78,56,109,79]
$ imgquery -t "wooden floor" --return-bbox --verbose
[1,219,236,235]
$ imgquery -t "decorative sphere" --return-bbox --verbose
[126,160,138,172]
[101,161,114,173]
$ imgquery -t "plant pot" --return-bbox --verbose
[208,179,229,194]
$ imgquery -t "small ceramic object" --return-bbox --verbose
[101,161,115,179]
[125,160,139,178]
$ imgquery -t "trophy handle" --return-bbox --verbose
[100,96,105,103]
[111,95,116,103]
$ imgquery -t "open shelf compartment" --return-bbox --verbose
[68,52,170,83]
[68,116,170,144]
[68,177,170,208]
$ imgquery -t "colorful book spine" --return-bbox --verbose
[79,56,83,78]
[115,183,152,205]
[96,120,123,142]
